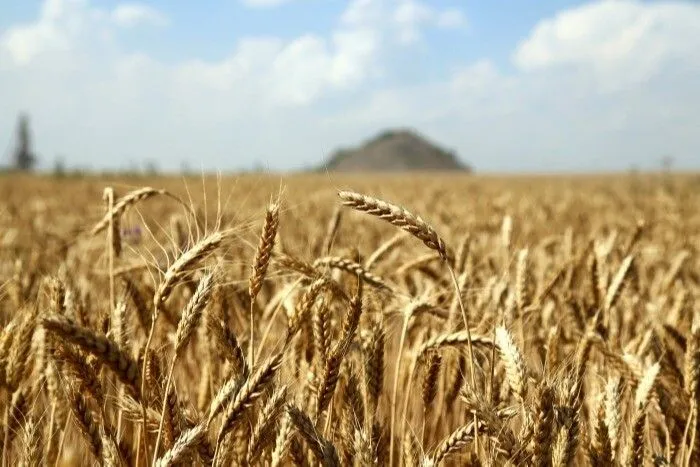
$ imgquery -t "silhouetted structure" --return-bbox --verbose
[321,128,471,172]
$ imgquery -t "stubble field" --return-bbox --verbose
[0,172,698,466]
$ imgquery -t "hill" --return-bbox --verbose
[320,128,471,172]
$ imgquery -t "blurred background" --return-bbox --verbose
[1,0,698,176]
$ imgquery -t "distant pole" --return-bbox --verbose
[12,113,37,171]
[661,155,673,173]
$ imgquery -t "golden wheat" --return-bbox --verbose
[0,172,697,466]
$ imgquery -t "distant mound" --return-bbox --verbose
[320,128,471,172]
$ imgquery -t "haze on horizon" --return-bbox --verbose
[1,0,699,174]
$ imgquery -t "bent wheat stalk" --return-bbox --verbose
[142,231,224,465]
[152,271,215,464]
[90,187,190,237]
[337,190,478,465]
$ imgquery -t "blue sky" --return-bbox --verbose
[1,0,698,173]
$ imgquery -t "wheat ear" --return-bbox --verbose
[142,230,224,463]
[338,190,480,462]
[248,202,280,367]
[153,271,214,464]
[338,191,450,261]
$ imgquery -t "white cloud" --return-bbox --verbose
[0,0,698,173]
[393,1,467,34]
[393,1,433,44]
[436,9,467,29]
[343,0,467,45]
[513,0,700,90]
[111,4,168,28]
[1,0,102,66]
[0,0,167,67]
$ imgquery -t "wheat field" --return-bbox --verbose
[0,172,698,466]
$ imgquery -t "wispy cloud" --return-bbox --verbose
[111,3,168,28]
[240,0,297,8]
